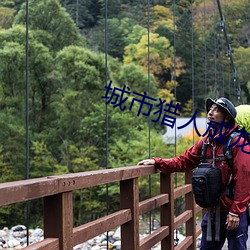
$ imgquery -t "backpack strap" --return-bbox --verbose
[223,131,241,200]
[200,142,208,162]
[200,141,221,242]
[223,131,240,170]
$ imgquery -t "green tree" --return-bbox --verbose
[149,5,174,32]
[0,6,15,29]
[117,63,158,96]
[124,32,185,91]
[30,141,57,177]
[14,0,84,52]
[234,46,250,102]
[0,25,55,132]
[61,0,101,28]
[87,17,137,60]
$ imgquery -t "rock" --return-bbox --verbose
[14,245,23,249]
[91,245,101,250]
[113,227,120,240]
[95,234,106,243]
[20,237,27,245]
[12,231,25,238]
[7,239,20,247]
[87,238,94,245]
[100,240,108,246]
[108,236,116,243]
[113,240,121,249]
[0,230,7,238]
[0,224,188,249]
[73,243,87,249]
[107,231,114,237]
[30,228,43,238]
[11,226,26,232]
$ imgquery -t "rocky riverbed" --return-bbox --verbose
[0,225,187,249]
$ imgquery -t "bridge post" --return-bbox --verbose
[120,178,139,250]
[43,192,73,250]
[185,171,196,250]
[160,173,174,250]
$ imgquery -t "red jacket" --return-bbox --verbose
[154,124,250,216]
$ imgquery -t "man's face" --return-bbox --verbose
[207,104,226,125]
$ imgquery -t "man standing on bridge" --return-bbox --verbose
[138,97,250,250]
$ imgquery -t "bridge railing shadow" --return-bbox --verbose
[0,165,204,250]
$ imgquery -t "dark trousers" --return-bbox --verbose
[200,210,249,250]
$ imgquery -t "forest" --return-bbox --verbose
[0,0,249,228]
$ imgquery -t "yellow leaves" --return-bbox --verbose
[182,99,193,117]
[184,128,205,141]
[124,31,186,84]
[166,80,180,92]
[149,5,174,32]
[226,0,248,9]
[158,88,174,104]
[0,7,15,29]
[194,0,216,32]
[124,32,173,75]
[200,111,207,118]
[174,56,186,77]
[152,5,172,19]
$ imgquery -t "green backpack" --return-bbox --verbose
[235,105,250,133]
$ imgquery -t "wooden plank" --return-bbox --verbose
[185,171,196,250]
[174,210,192,229]
[73,209,131,245]
[0,165,156,206]
[120,178,140,250]
[58,165,156,192]
[139,194,169,215]
[196,226,202,237]
[0,177,59,206]
[44,192,73,250]
[174,184,192,199]
[140,226,169,250]
[175,236,193,250]
[195,204,203,213]
[22,238,59,250]
[161,173,174,250]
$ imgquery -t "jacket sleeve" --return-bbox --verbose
[153,139,203,174]
[229,137,250,215]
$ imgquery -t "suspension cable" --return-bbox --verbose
[173,0,177,151]
[147,0,152,234]
[172,0,179,245]
[213,0,217,96]
[25,0,30,245]
[104,0,109,248]
[204,0,207,99]
[218,30,225,96]
[191,0,195,145]
[216,0,242,104]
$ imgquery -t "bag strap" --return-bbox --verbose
[222,131,240,199]
[206,208,212,242]
[200,142,208,162]
[223,131,240,170]
[215,203,220,242]
[203,133,240,242]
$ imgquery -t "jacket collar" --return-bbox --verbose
[204,123,239,144]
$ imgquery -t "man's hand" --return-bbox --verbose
[226,213,240,230]
[137,159,155,166]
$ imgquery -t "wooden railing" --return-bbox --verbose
[0,165,203,250]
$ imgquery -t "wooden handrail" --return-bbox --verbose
[0,165,203,250]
